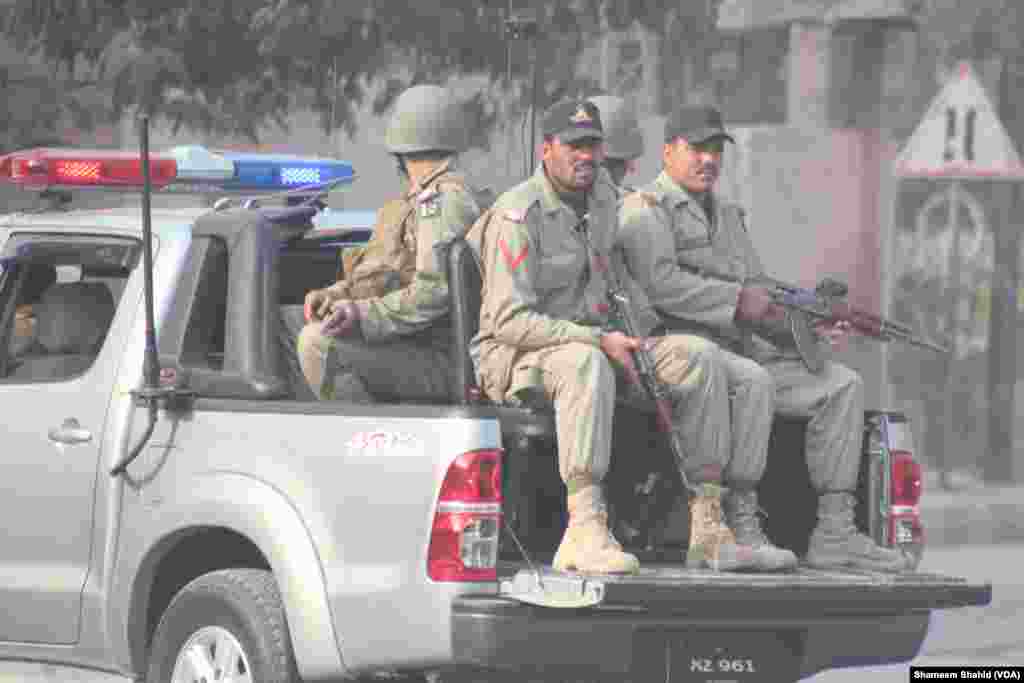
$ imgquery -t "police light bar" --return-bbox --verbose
[206,150,355,191]
[166,145,235,180]
[0,148,177,189]
[0,145,356,196]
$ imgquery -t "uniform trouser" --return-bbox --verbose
[495,334,729,488]
[294,313,451,402]
[763,359,865,492]
[279,305,317,400]
[713,348,776,486]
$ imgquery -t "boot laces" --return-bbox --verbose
[693,495,736,545]
[728,492,771,547]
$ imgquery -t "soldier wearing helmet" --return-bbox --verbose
[586,95,644,192]
[291,84,485,403]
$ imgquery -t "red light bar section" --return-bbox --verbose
[0,148,177,189]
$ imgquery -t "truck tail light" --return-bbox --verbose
[428,449,503,582]
[890,448,924,569]
[891,450,922,507]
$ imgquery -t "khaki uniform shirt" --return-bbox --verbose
[468,165,624,399]
[326,159,481,347]
[619,171,796,363]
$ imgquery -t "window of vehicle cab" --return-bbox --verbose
[0,234,140,382]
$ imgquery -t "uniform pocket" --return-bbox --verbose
[535,253,582,293]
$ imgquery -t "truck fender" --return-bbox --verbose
[114,471,348,682]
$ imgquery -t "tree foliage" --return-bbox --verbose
[3,1,722,144]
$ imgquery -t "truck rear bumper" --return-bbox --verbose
[452,595,931,681]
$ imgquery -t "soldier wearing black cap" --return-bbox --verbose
[618,105,908,572]
[468,99,745,574]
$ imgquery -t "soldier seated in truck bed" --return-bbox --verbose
[280,84,486,405]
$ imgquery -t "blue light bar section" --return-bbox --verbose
[218,151,355,191]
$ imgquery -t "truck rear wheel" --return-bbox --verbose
[146,569,298,683]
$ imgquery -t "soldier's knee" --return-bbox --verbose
[678,335,722,382]
[662,334,717,366]
[296,322,334,372]
[831,362,864,398]
[296,323,321,358]
[747,362,775,394]
[574,343,616,389]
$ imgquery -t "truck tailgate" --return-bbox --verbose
[498,562,991,614]
[451,564,991,681]
[574,564,990,614]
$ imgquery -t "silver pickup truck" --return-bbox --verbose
[0,189,991,683]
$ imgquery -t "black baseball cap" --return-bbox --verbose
[542,99,604,143]
[664,105,735,145]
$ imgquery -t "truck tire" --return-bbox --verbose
[146,568,299,683]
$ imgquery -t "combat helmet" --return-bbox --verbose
[586,95,644,161]
[385,84,465,155]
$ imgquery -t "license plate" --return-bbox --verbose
[633,629,803,682]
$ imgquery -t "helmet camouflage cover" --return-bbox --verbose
[385,84,466,155]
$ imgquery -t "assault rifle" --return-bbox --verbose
[678,260,949,374]
[575,218,698,496]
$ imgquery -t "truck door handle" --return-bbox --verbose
[48,418,93,445]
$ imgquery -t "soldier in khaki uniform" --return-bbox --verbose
[589,95,796,572]
[292,84,483,402]
[618,106,908,572]
[470,99,781,574]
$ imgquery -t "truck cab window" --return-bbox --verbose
[180,236,228,371]
[0,235,138,382]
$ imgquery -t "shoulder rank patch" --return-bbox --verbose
[419,199,441,218]
[502,208,527,223]
[417,186,440,203]
[417,186,442,217]
[624,191,658,210]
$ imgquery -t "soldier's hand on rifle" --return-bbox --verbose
[599,331,642,385]
[321,300,362,338]
[734,285,786,326]
[304,288,336,323]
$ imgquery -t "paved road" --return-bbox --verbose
[0,544,1016,682]
[807,543,1023,681]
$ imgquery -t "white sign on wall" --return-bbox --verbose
[894,61,1024,180]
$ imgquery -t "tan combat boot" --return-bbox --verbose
[723,488,799,572]
[805,492,909,572]
[553,484,640,574]
[685,482,759,571]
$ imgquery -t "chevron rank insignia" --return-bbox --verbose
[499,238,529,272]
